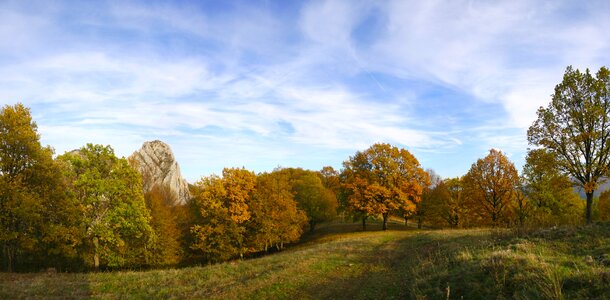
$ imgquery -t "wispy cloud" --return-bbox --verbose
[1,0,609,181]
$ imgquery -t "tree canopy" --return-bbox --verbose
[341,143,429,230]
[463,149,519,227]
[528,66,610,223]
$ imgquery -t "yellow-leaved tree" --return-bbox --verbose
[247,170,307,252]
[190,168,256,262]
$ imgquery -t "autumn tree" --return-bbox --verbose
[0,103,81,272]
[463,149,519,227]
[598,190,610,221]
[444,177,465,228]
[190,168,256,262]
[425,179,465,228]
[144,184,182,266]
[412,169,441,229]
[342,143,429,230]
[248,171,307,252]
[522,149,584,225]
[528,66,610,224]
[59,144,155,270]
[512,182,530,227]
[319,166,341,195]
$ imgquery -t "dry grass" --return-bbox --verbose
[1,222,608,299]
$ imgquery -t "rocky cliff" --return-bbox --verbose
[129,140,191,205]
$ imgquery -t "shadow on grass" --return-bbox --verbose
[296,224,610,299]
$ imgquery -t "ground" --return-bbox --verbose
[1,222,609,299]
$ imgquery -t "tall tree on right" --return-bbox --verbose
[528,66,610,224]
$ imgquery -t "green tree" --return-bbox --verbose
[528,66,610,224]
[342,143,430,230]
[463,149,520,227]
[293,172,337,232]
[522,149,584,225]
[59,144,155,270]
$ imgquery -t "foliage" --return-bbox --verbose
[58,144,155,269]
[0,103,81,272]
[341,143,429,230]
[528,66,610,223]
[279,168,338,232]
[522,148,585,226]
[144,184,183,266]
[248,171,308,252]
[598,190,610,221]
[190,168,256,262]
[463,149,520,227]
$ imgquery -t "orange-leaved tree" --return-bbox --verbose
[463,149,519,227]
[341,143,429,230]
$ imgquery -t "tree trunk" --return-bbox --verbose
[382,213,388,230]
[362,216,367,230]
[586,192,594,224]
[417,217,422,229]
[309,221,316,233]
[404,217,408,226]
[4,245,15,272]
[93,236,100,271]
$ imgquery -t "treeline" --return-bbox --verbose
[0,104,341,272]
[2,66,610,272]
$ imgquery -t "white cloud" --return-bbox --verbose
[2,0,610,180]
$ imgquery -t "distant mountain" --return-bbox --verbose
[129,140,191,205]
[574,178,610,199]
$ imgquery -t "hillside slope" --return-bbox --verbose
[1,223,609,299]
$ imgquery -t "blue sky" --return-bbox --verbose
[1,0,609,182]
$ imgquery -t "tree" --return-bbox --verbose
[59,144,155,270]
[522,149,584,225]
[293,172,337,232]
[444,177,465,228]
[0,103,81,272]
[190,168,256,262]
[528,66,610,224]
[599,190,610,221]
[425,180,463,228]
[144,184,182,266]
[248,171,307,252]
[413,169,442,229]
[463,149,519,227]
[512,182,530,227]
[341,143,430,230]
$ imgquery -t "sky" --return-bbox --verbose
[1,0,609,182]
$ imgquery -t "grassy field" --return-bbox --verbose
[1,222,609,299]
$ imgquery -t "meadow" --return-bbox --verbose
[1,221,609,299]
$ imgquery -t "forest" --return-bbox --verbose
[1,66,610,274]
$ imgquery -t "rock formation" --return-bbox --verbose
[129,140,191,205]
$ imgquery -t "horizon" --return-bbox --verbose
[1,0,609,182]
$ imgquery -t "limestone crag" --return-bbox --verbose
[129,140,191,205]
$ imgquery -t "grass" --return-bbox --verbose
[1,222,609,299]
